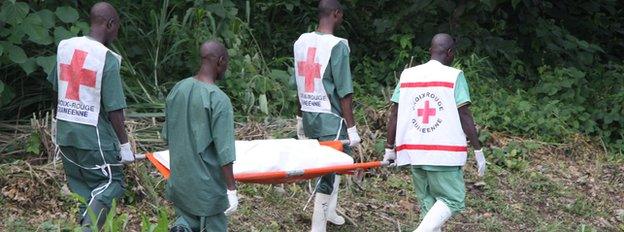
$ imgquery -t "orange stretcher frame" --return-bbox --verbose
[143,141,386,184]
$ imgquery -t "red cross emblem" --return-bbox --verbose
[297,47,321,92]
[59,49,97,101]
[417,100,436,124]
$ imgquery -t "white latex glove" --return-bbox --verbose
[383,148,396,163]
[474,149,486,177]
[224,189,239,216]
[347,126,361,147]
[296,116,307,139]
[119,143,135,164]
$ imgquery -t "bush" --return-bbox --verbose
[0,0,622,151]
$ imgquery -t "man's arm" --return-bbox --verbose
[459,104,487,177]
[108,110,128,144]
[101,52,129,145]
[211,94,237,191]
[331,43,355,128]
[221,163,236,190]
[47,64,58,106]
[290,71,302,117]
[386,83,401,148]
[458,105,481,150]
[51,92,58,107]
[295,96,302,117]
[385,103,398,148]
[222,162,238,215]
[339,94,355,127]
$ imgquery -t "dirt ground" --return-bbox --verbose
[1,141,623,231]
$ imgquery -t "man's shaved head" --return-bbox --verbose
[318,0,343,18]
[88,2,120,46]
[200,41,228,60]
[199,41,229,81]
[89,2,118,25]
[429,33,456,65]
[430,33,455,54]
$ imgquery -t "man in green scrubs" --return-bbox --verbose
[163,41,238,232]
[293,0,360,231]
[48,2,133,231]
[384,34,486,232]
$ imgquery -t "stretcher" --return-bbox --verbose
[137,139,387,184]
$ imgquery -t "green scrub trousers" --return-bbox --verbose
[59,146,125,216]
[410,166,466,217]
[173,207,227,232]
[315,134,350,195]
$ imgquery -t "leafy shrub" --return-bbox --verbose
[0,1,87,114]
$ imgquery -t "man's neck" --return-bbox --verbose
[88,30,107,45]
[317,19,334,34]
[195,66,217,84]
[430,56,447,66]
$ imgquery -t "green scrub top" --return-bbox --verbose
[163,77,236,217]
[291,32,354,139]
[47,49,127,151]
[391,68,471,171]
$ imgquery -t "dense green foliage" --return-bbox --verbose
[0,0,622,152]
[0,0,89,115]
[246,0,624,151]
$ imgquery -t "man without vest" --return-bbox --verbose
[47,2,134,230]
[384,33,487,232]
[163,41,238,232]
[292,0,361,231]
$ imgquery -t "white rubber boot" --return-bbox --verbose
[327,175,345,225]
[311,193,330,232]
[414,200,452,232]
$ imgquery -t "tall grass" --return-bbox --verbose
[111,0,296,116]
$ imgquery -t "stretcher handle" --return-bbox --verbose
[235,160,390,180]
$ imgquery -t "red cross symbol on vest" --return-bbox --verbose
[297,47,321,92]
[417,100,436,124]
[60,49,97,101]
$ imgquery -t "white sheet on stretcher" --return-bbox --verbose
[152,139,353,175]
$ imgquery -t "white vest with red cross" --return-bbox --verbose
[294,32,349,113]
[395,60,468,166]
[55,36,121,126]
